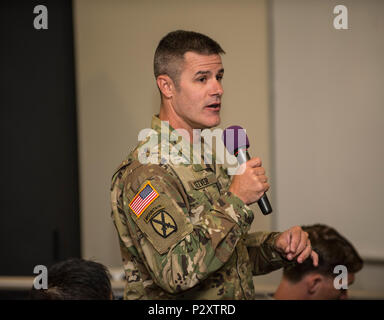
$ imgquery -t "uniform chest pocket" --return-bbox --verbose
[169,165,221,221]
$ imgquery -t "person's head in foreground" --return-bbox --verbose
[29,258,113,300]
[274,224,363,300]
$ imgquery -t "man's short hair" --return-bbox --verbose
[29,258,113,300]
[154,30,225,88]
[283,224,363,283]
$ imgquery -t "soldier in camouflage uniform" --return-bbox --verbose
[110,30,318,300]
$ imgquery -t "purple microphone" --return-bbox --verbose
[222,125,272,215]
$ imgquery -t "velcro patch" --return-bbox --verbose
[189,174,218,190]
[150,210,177,238]
[129,181,159,218]
[143,204,164,223]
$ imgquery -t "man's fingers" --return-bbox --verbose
[253,167,266,176]
[289,228,302,253]
[252,174,269,194]
[285,232,291,253]
[296,239,312,263]
[291,232,309,258]
[311,250,319,267]
[255,175,268,183]
[275,232,291,254]
[246,157,262,168]
[280,227,318,266]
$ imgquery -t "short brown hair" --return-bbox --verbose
[283,224,363,283]
[154,30,225,88]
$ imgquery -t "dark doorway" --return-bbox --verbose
[0,0,81,276]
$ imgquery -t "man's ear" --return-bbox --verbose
[156,75,175,99]
[306,273,323,295]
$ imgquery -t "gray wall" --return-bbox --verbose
[258,0,384,296]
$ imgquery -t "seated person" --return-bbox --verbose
[273,224,363,300]
[29,258,113,300]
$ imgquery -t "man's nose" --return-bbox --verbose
[210,79,224,97]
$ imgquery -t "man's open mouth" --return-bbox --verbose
[205,103,221,109]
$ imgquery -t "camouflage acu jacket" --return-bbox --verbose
[110,115,287,300]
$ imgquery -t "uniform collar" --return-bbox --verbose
[150,114,216,171]
[151,114,167,134]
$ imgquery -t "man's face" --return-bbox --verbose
[315,273,355,300]
[171,52,224,130]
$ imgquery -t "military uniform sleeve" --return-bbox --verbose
[244,231,295,275]
[116,164,254,294]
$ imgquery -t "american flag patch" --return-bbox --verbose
[129,182,159,218]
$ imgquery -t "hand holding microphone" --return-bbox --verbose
[222,125,273,215]
[228,157,270,206]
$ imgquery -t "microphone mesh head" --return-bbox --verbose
[222,125,250,155]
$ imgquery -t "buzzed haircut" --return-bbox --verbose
[29,258,113,300]
[283,224,363,283]
[154,30,225,88]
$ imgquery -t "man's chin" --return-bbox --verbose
[190,114,221,130]
[202,115,221,129]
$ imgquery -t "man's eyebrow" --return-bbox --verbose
[194,70,211,76]
[194,68,225,76]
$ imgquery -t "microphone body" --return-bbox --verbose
[235,146,272,215]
